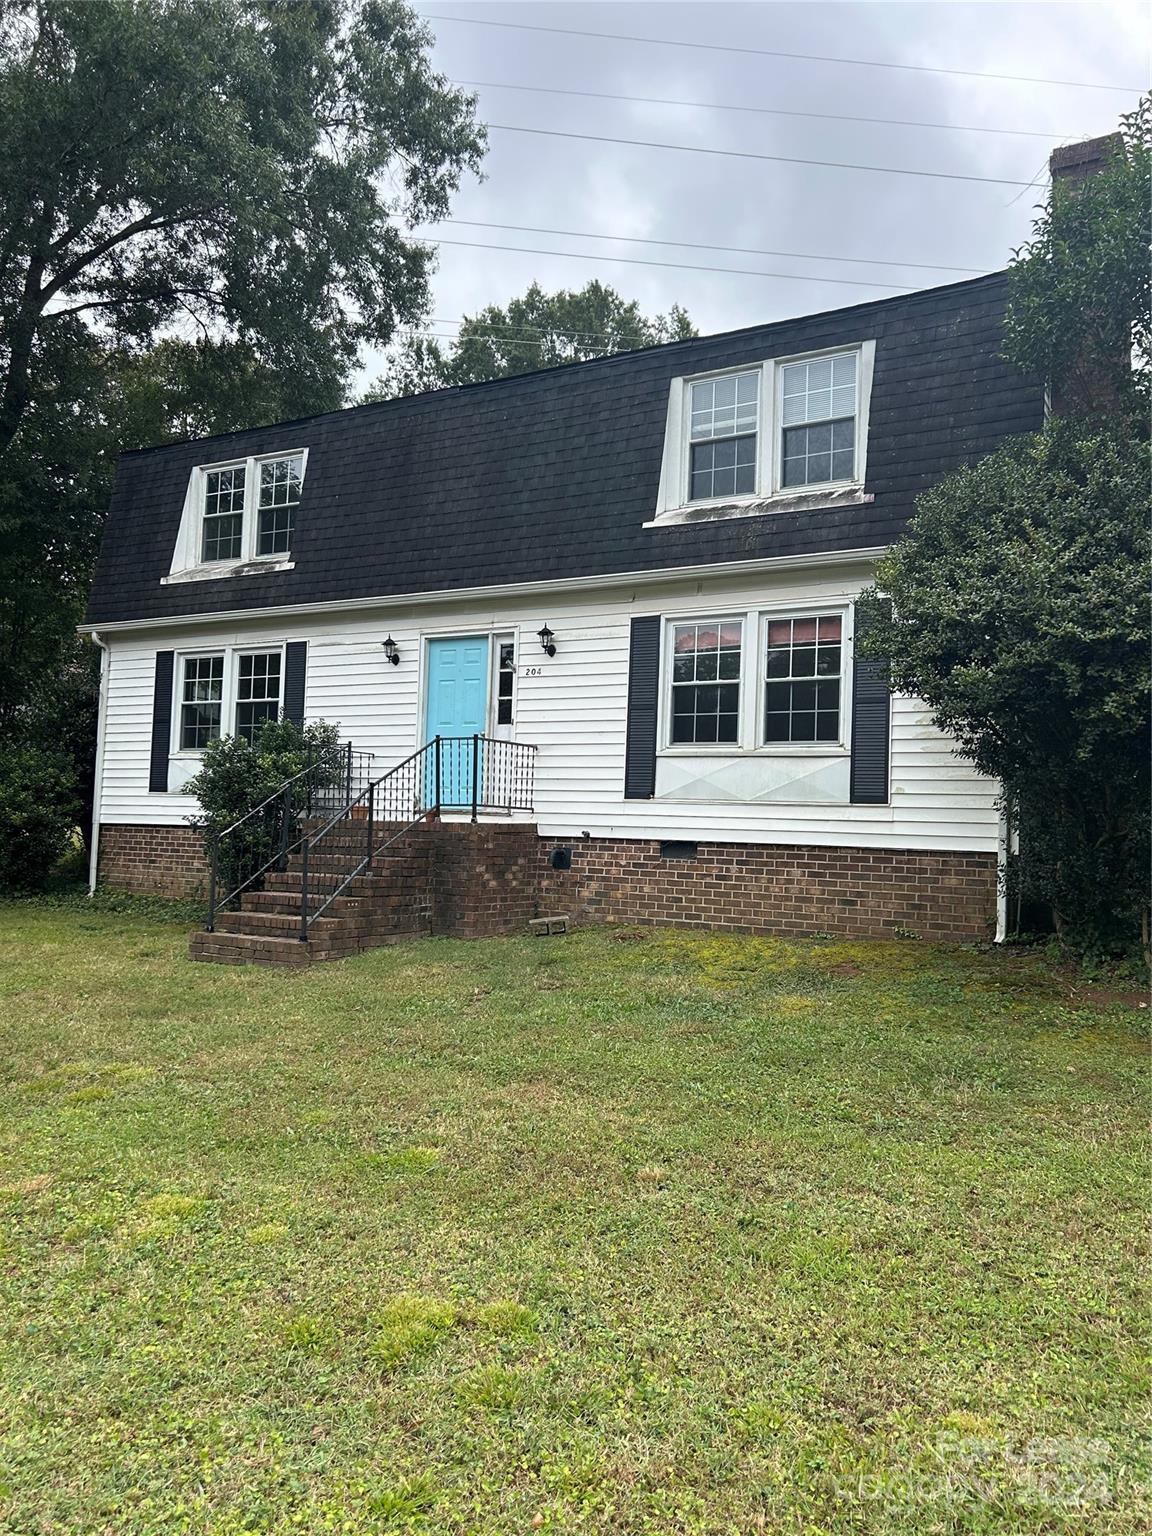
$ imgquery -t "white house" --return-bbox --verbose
[81,271,1043,962]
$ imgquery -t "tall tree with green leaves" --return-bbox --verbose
[0,0,483,457]
[364,280,696,398]
[0,0,483,874]
[858,100,1151,958]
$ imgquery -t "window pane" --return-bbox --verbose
[690,433,757,501]
[782,423,854,488]
[670,621,743,743]
[202,513,243,562]
[257,505,295,556]
[689,372,759,443]
[779,354,857,443]
[761,615,842,744]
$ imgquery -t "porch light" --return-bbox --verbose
[382,635,400,666]
[537,623,557,657]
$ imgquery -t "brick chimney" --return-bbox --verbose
[1046,132,1127,415]
[1049,132,1124,193]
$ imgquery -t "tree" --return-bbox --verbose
[364,280,696,397]
[859,100,1151,957]
[0,0,483,881]
[0,0,484,457]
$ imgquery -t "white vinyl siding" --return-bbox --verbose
[94,561,999,852]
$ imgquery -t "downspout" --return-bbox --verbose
[995,798,1010,944]
[995,793,1019,944]
[87,630,110,895]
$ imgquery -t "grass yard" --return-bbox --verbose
[0,903,1146,1535]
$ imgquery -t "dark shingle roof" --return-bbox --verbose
[84,272,1043,626]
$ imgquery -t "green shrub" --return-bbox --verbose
[0,744,81,891]
[184,718,342,899]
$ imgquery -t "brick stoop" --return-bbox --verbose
[189,820,541,965]
[189,827,435,966]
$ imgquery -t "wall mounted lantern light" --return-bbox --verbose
[382,635,400,666]
[537,623,557,657]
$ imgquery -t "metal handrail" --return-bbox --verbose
[204,742,376,930]
[296,735,537,940]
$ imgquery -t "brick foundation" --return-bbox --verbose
[537,838,997,942]
[97,823,208,899]
[99,822,997,943]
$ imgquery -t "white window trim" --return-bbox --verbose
[170,644,286,757]
[651,341,875,523]
[165,448,308,581]
[658,601,853,756]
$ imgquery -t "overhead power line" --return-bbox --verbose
[452,77,1077,141]
[425,11,1141,93]
[485,123,1036,187]
[427,317,669,344]
[419,237,922,290]
[436,219,988,275]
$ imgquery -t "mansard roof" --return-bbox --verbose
[84,271,1043,627]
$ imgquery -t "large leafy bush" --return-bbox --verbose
[184,719,342,901]
[860,422,1149,956]
[0,743,80,890]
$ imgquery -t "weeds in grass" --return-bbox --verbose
[373,1294,458,1368]
[0,913,1146,1534]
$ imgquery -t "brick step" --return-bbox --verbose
[190,922,431,967]
[214,910,343,939]
[190,931,322,967]
[241,888,431,917]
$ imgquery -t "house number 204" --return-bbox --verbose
[521,665,544,677]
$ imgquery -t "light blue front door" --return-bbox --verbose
[425,636,489,806]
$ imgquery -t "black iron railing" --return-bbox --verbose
[297,735,537,940]
[205,743,376,931]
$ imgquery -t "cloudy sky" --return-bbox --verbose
[359,0,1147,384]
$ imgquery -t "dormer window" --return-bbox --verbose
[166,449,308,583]
[651,342,874,525]
[198,452,304,564]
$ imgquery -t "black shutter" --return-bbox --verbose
[149,651,175,792]
[624,616,661,799]
[283,641,307,724]
[849,603,891,805]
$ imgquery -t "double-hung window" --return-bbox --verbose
[655,344,870,519]
[201,468,246,562]
[256,456,303,556]
[234,652,283,743]
[180,655,225,750]
[176,649,284,752]
[688,372,759,501]
[670,620,743,743]
[780,354,858,488]
[195,451,306,566]
[764,615,843,743]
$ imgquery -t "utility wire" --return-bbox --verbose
[451,77,1078,141]
[434,219,988,275]
[485,123,1036,187]
[419,237,923,290]
[425,11,1141,93]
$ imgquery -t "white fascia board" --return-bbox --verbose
[78,545,888,636]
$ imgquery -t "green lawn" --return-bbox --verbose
[0,903,1146,1535]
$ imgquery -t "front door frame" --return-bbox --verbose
[419,624,522,746]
